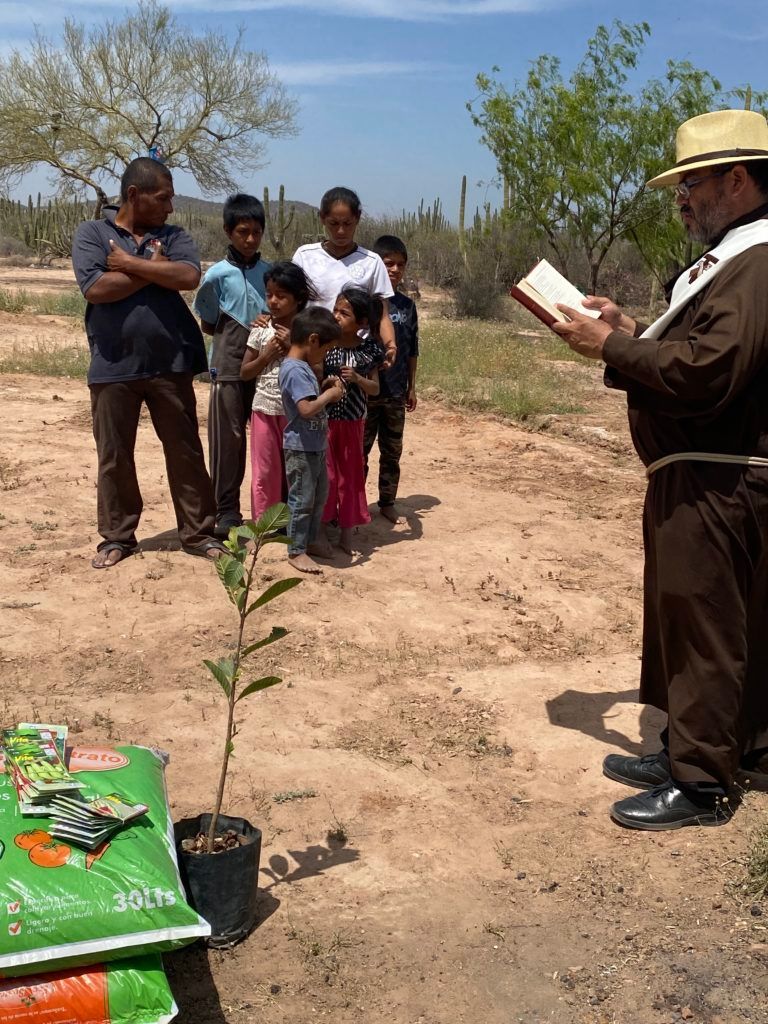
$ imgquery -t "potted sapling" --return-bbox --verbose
[174,503,301,947]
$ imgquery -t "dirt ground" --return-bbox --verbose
[1,265,767,1024]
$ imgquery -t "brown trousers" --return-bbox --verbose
[90,374,216,550]
[640,461,768,791]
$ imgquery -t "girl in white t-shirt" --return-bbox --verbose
[240,262,317,520]
[292,187,397,367]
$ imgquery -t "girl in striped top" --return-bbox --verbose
[321,286,385,554]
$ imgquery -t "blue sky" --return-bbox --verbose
[2,0,768,222]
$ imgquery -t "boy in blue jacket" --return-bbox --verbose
[194,194,271,534]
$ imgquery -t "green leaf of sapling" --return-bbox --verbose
[236,676,283,702]
[218,556,245,589]
[246,577,302,615]
[242,626,288,657]
[203,658,232,697]
[253,502,290,537]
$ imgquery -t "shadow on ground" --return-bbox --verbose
[546,687,665,756]
[166,943,228,1023]
[166,890,280,1022]
[260,841,360,889]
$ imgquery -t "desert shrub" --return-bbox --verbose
[453,267,503,319]
[0,235,32,257]
[32,290,87,317]
[0,288,28,313]
[0,341,89,377]
[419,318,587,422]
[452,246,506,320]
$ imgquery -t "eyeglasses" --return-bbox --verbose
[673,169,728,200]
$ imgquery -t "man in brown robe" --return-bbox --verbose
[553,109,768,830]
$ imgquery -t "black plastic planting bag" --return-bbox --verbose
[174,813,261,947]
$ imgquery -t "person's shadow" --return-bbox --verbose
[137,528,183,552]
[333,493,441,568]
[545,687,664,755]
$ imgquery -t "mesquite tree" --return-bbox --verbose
[0,2,297,218]
[468,21,723,292]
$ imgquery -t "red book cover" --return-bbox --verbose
[508,284,560,329]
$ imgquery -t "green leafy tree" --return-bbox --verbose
[204,504,300,854]
[0,1,297,218]
[468,22,722,292]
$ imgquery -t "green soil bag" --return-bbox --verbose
[0,955,176,1024]
[0,745,210,977]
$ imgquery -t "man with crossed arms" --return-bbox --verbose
[554,110,768,830]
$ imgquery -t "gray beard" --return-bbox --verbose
[682,190,727,246]
[686,222,717,245]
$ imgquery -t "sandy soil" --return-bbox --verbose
[0,262,81,293]
[1,266,767,1024]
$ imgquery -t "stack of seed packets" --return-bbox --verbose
[2,724,84,814]
[49,792,149,850]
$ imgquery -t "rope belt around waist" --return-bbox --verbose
[646,451,768,478]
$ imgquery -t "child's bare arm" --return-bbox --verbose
[240,346,259,380]
[200,319,216,336]
[241,335,283,380]
[407,355,418,411]
[379,299,397,368]
[296,378,345,417]
[340,365,379,397]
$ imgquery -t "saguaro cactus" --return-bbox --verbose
[458,175,468,266]
[263,185,296,259]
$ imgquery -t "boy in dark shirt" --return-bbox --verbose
[363,236,419,522]
[194,194,271,534]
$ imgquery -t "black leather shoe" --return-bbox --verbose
[602,752,671,790]
[611,782,731,831]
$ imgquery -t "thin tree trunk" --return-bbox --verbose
[93,188,108,220]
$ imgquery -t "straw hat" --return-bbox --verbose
[647,109,768,189]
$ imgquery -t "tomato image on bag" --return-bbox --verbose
[0,746,209,977]
[0,954,177,1024]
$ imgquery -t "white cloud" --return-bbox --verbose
[0,0,563,30]
[273,59,457,85]
[173,0,550,16]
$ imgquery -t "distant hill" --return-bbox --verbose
[173,194,316,219]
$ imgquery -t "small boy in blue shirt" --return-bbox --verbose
[194,194,271,534]
[279,307,345,574]
[364,235,419,523]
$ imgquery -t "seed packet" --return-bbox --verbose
[49,793,149,850]
[2,728,83,803]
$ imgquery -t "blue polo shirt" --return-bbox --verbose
[72,208,207,385]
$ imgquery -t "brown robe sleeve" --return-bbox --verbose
[602,246,768,415]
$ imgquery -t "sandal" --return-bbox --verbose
[91,542,135,570]
[182,539,228,560]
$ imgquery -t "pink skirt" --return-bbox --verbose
[250,411,288,521]
[323,419,371,528]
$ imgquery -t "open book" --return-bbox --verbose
[509,259,601,328]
